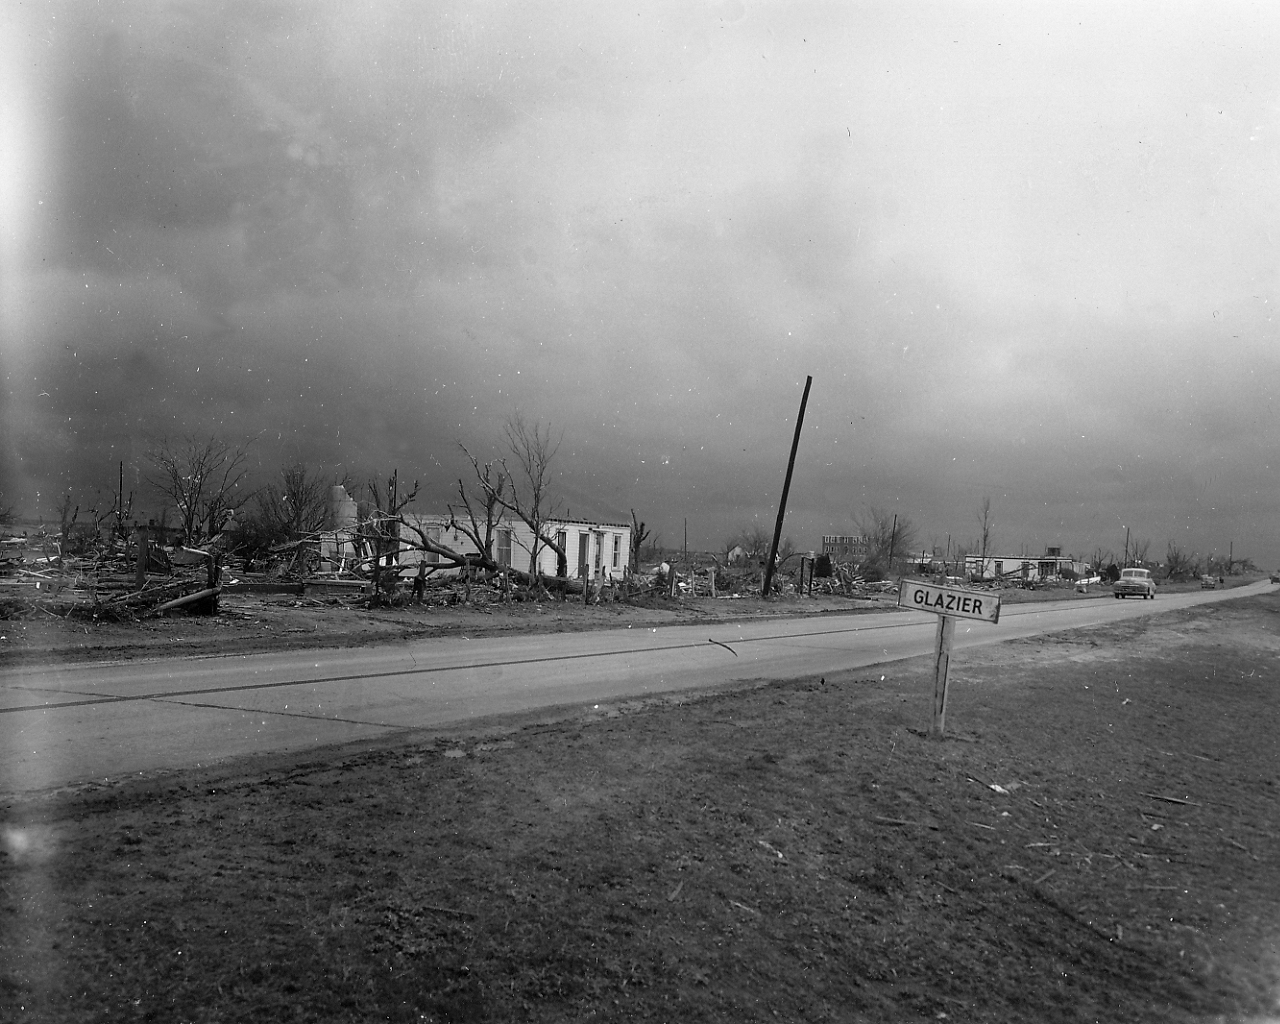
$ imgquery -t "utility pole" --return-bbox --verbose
[762,375,813,598]
[888,514,898,578]
[1123,526,1130,567]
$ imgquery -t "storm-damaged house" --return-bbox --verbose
[964,546,1088,583]
[403,514,632,581]
[314,484,631,580]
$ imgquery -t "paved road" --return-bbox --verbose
[2,581,1271,795]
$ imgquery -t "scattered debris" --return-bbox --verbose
[1142,793,1202,807]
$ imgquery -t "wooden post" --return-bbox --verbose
[932,614,956,736]
[762,375,813,598]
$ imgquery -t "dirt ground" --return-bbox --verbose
[2,587,1278,1022]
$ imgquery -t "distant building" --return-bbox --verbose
[822,535,869,562]
[964,550,1077,582]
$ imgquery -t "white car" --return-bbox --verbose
[1113,567,1156,599]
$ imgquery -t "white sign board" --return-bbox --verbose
[897,578,1001,624]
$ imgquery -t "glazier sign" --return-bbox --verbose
[897,578,1001,624]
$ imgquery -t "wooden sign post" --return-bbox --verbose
[897,578,1001,736]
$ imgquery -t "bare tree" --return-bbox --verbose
[775,535,798,567]
[56,493,80,557]
[357,471,420,596]
[450,448,510,569]
[856,506,917,573]
[727,524,773,565]
[147,435,254,545]
[977,497,993,568]
[630,510,651,573]
[102,461,134,545]
[1163,541,1200,580]
[1130,537,1151,567]
[255,464,332,545]
[355,467,505,593]
[483,412,568,583]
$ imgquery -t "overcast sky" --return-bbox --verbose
[2,1,1278,565]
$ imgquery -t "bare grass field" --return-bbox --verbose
[2,590,1278,1022]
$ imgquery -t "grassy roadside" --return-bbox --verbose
[3,592,1279,1022]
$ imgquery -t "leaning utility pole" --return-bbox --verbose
[762,375,813,598]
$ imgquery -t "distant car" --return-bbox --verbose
[1200,575,1217,589]
[1271,572,1280,584]
[1113,567,1156,599]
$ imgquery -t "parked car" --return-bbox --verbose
[1271,572,1280,584]
[1200,575,1217,589]
[1113,567,1156,599]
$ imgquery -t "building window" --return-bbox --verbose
[424,527,440,564]
[612,534,621,569]
[555,531,567,576]
[497,528,512,567]
[578,533,589,577]
[994,560,1003,575]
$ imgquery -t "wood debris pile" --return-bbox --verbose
[0,541,223,620]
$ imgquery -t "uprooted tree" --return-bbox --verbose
[147,435,254,546]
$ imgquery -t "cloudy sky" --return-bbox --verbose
[2,1,1279,565]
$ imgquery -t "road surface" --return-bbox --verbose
[1,581,1271,796]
